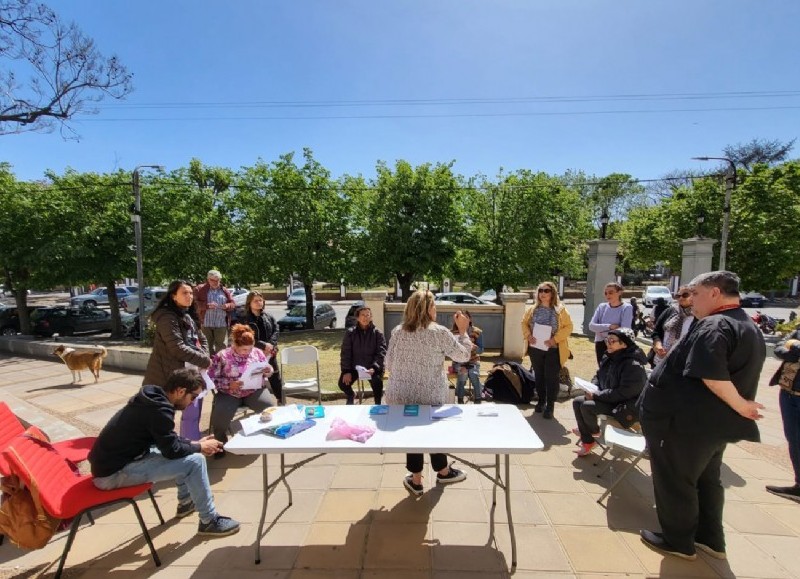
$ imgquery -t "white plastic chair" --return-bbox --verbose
[596,423,648,504]
[279,345,321,405]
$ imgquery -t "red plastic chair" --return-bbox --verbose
[0,401,97,476]
[2,434,165,579]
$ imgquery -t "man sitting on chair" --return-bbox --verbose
[572,327,647,457]
[338,306,387,404]
[88,368,240,538]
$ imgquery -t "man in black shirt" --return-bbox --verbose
[637,271,765,561]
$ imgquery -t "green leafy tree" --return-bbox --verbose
[236,149,352,327]
[363,160,464,301]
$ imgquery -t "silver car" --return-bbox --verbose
[70,286,137,308]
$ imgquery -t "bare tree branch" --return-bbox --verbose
[0,0,133,136]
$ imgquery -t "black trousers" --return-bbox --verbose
[595,341,607,364]
[643,419,728,554]
[337,370,383,404]
[529,346,560,409]
[267,356,282,401]
[406,453,448,474]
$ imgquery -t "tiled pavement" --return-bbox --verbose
[0,353,798,578]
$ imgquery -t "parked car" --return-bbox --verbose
[740,292,767,308]
[231,287,249,296]
[32,305,135,337]
[286,287,313,309]
[434,292,491,305]
[121,287,168,314]
[0,306,40,336]
[344,301,365,329]
[70,286,137,308]
[643,286,673,307]
[478,289,499,303]
[278,303,336,331]
[230,291,250,324]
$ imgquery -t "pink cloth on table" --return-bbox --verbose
[326,417,376,443]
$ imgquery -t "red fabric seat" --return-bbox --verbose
[2,435,164,579]
[0,401,96,476]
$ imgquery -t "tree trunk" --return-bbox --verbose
[13,286,31,335]
[396,273,414,303]
[304,284,315,329]
[493,284,505,305]
[107,280,124,338]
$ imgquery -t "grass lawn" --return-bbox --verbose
[280,329,601,395]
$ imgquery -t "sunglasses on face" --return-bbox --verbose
[538,288,552,293]
[676,292,691,298]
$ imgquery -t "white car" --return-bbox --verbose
[643,286,673,307]
[434,292,492,305]
[122,287,168,314]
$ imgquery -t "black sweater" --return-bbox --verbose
[89,385,200,477]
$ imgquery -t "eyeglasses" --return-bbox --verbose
[538,288,552,293]
[676,292,691,298]
[604,337,620,344]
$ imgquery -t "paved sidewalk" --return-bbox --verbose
[0,353,798,578]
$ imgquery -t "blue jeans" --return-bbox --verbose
[93,448,217,524]
[454,363,482,401]
[779,389,800,485]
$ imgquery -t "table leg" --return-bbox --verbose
[505,454,516,571]
[255,454,269,564]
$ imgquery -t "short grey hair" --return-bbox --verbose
[688,271,740,298]
[207,269,222,280]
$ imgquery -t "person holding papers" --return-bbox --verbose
[338,306,387,404]
[208,324,276,452]
[521,281,574,419]
[385,289,473,496]
[571,327,647,456]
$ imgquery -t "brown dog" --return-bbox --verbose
[53,345,107,383]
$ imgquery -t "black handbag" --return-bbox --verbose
[611,400,638,429]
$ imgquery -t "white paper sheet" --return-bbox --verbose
[239,404,307,436]
[476,403,499,417]
[532,323,552,351]
[241,361,271,390]
[355,365,372,381]
[574,377,600,395]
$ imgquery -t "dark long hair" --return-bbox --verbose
[153,280,200,325]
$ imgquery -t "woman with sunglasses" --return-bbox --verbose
[589,282,633,364]
[572,327,647,456]
[521,281,574,419]
[651,286,695,365]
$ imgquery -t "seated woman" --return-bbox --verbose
[572,327,647,457]
[338,306,386,404]
[208,324,277,453]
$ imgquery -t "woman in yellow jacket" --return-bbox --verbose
[521,281,573,419]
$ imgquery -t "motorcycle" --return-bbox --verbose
[751,311,783,335]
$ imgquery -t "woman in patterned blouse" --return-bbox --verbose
[208,324,276,451]
[385,289,473,496]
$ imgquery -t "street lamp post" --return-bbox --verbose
[691,156,736,270]
[132,165,163,340]
[599,208,610,239]
[696,209,706,238]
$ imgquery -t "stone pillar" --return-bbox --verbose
[680,238,716,286]
[362,290,387,334]
[501,292,530,360]
[582,239,619,336]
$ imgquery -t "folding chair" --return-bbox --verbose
[279,345,322,405]
[595,423,648,505]
[2,434,165,579]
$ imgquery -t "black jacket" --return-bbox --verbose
[340,322,386,373]
[89,385,200,478]
[246,310,280,352]
[593,346,648,405]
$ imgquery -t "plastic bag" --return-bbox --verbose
[326,417,376,443]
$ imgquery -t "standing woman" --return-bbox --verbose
[144,280,211,440]
[588,282,633,364]
[244,291,283,402]
[385,289,473,496]
[521,281,573,419]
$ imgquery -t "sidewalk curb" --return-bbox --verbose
[0,336,149,373]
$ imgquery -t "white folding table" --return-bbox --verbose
[225,404,543,571]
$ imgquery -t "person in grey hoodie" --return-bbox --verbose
[89,368,239,537]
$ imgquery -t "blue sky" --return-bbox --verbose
[3,0,799,182]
